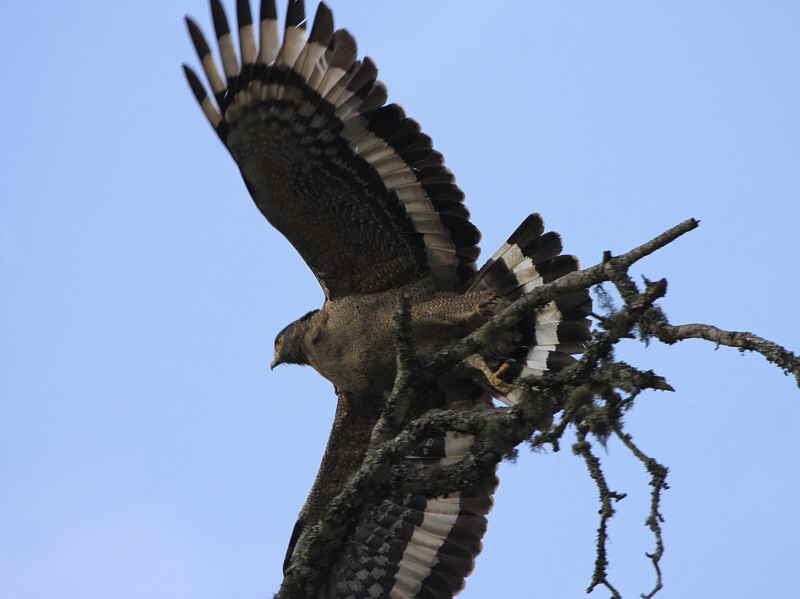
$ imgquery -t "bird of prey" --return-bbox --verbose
[183,1,591,596]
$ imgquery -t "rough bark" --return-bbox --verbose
[276,219,799,599]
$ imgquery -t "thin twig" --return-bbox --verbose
[613,425,668,599]
[648,322,800,388]
[592,362,674,395]
[573,430,626,595]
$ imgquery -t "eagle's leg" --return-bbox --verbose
[463,355,515,396]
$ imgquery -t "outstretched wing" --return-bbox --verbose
[183,0,481,298]
[282,390,384,573]
[283,390,499,599]
[326,430,497,599]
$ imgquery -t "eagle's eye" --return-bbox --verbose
[274,335,284,354]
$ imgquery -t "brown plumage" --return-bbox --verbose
[183,2,591,597]
[275,277,492,394]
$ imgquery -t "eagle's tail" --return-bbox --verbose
[467,213,592,404]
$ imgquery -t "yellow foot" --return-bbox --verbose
[465,356,515,395]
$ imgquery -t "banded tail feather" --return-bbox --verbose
[328,431,497,599]
[183,0,480,296]
[469,214,592,405]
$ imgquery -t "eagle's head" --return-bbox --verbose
[270,310,318,369]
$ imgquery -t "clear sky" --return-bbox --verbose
[2,1,799,597]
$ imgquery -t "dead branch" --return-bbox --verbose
[646,321,800,388]
[613,426,668,599]
[277,218,798,599]
[370,293,419,447]
[573,429,627,596]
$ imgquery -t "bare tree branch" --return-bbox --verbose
[277,218,799,598]
[646,321,800,388]
[573,429,626,596]
[370,293,419,447]
[613,426,668,599]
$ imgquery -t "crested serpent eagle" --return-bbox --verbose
[183,1,591,596]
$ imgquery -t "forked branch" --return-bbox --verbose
[277,218,798,599]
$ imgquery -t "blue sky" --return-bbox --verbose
[2,1,799,597]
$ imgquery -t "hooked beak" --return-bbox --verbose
[270,355,280,370]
